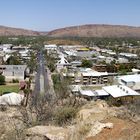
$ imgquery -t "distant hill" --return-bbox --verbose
[0,26,42,36]
[1,24,140,38]
[47,24,140,38]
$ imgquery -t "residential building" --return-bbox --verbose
[93,64,107,72]
[80,68,108,85]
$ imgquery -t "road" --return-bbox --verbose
[33,51,49,104]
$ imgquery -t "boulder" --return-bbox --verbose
[0,92,24,105]
[87,121,113,137]
[26,126,69,140]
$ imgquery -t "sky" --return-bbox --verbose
[0,0,140,31]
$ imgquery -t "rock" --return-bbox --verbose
[78,100,118,122]
[0,92,24,105]
[87,121,113,138]
[26,126,69,140]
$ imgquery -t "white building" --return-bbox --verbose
[119,53,137,59]
[118,74,140,91]
[57,54,70,72]
[0,65,27,81]
[80,68,108,85]
[19,49,29,58]
[44,44,57,54]
[117,57,128,63]
[102,85,140,98]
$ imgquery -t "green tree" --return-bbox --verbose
[6,53,22,65]
[0,75,5,85]
[81,59,93,68]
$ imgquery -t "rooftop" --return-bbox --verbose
[119,74,140,83]
[103,85,140,98]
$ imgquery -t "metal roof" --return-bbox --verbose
[103,85,140,98]
[119,74,140,83]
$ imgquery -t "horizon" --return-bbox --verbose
[1,23,140,32]
[0,0,140,31]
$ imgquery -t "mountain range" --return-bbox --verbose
[1,24,140,38]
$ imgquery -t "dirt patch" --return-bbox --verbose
[86,117,140,140]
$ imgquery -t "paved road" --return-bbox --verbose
[33,51,49,104]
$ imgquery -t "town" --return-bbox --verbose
[0,37,140,103]
[0,36,140,139]
[1,0,140,139]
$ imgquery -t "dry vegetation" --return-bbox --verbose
[46,39,82,45]
[47,24,140,38]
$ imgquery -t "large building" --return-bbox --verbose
[44,44,58,54]
[81,68,108,85]
[0,65,27,81]
[118,74,140,91]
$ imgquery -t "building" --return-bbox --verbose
[80,68,108,85]
[102,85,140,98]
[56,54,71,72]
[0,65,27,81]
[93,64,107,72]
[118,74,140,91]
[119,53,137,59]
[71,61,82,67]
[62,73,75,84]
[44,44,57,54]
[77,47,90,52]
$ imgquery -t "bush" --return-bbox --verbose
[81,59,93,68]
[12,79,19,83]
[78,123,91,136]
[106,96,123,107]
[54,106,77,126]
[0,75,5,85]
[0,105,7,112]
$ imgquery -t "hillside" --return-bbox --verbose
[47,24,140,38]
[0,26,41,36]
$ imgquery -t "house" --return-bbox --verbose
[0,65,27,81]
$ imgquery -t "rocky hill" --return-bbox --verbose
[0,26,42,36]
[47,24,140,38]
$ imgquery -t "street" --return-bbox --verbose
[33,51,49,103]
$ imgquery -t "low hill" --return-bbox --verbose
[47,24,140,38]
[0,26,41,36]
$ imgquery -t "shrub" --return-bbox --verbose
[81,59,93,68]
[54,106,77,126]
[78,123,91,136]
[12,79,19,83]
[106,96,123,107]
[0,105,7,112]
[0,75,5,85]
